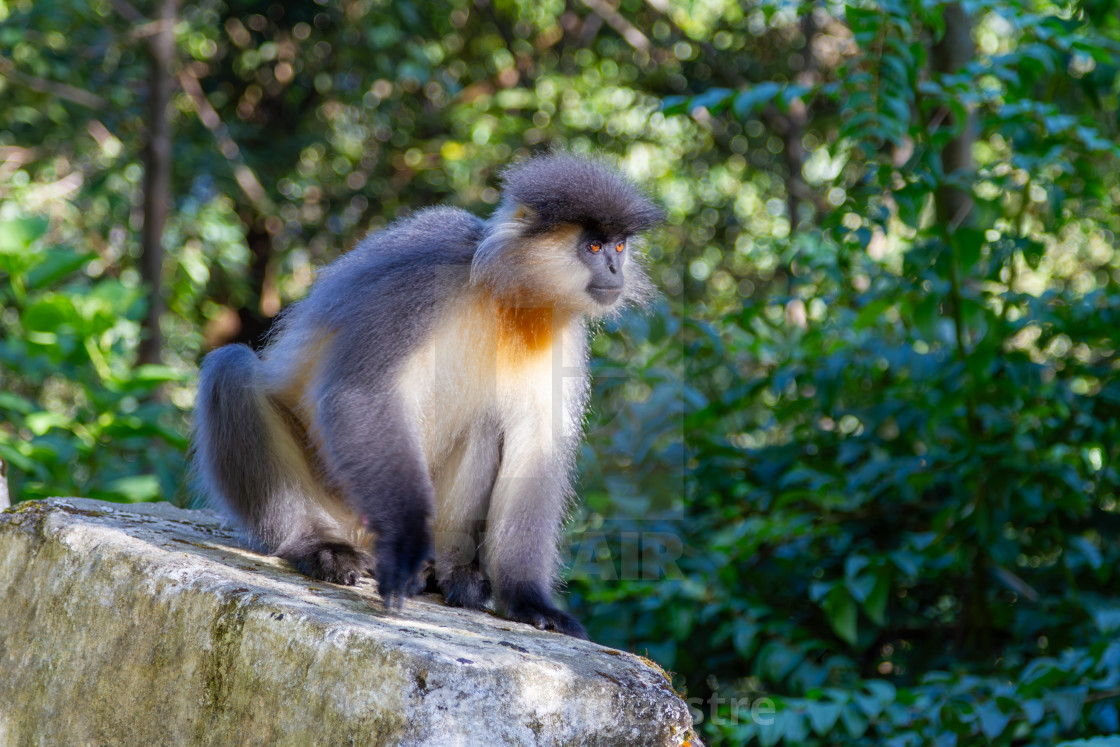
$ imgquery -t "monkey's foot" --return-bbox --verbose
[438,566,492,610]
[287,540,372,587]
[503,593,589,639]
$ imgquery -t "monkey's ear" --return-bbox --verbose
[510,203,538,225]
[473,200,538,289]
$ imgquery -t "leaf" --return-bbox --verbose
[864,680,896,705]
[807,701,843,735]
[131,364,189,383]
[845,5,881,42]
[102,475,161,503]
[853,689,884,720]
[1091,605,1120,634]
[809,580,834,603]
[854,298,892,330]
[777,83,811,113]
[0,216,48,253]
[732,620,760,658]
[782,710,809,742]
[823,586,858,645]
[1090,702,1120,734]
[840,703,868,738]
[846,571,876,603]
[1050,688,1088,730]
[757,715,784,747]
[0,442,40,474]
[688,87,733,114]
[22,294,75,333]
[913,293,940,341]
[757,642,804,682]
[1020,238,1046,269]
[661,95,689,115]
[25,248,94,290]
[733,82,781,119]
[845,555,875,602]
[976,700,1011,739]
[864,569,890,625]
[890,550,920,579]
[953,228,985,273]
[844,554,871,580]
[1022,699,1045,725]
[0,392,36,414]
[1070,535,1103,570]
[25,411,71,435]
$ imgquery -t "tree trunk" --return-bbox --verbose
[931,2,974,229]
[137,0,179,367]
[931,2,989,651]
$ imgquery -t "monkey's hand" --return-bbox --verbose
[438,566,492,611]
[373,513,434,610]
[503,586,589,639]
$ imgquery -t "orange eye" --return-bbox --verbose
[590,242,602,253]
[616,242,624,252]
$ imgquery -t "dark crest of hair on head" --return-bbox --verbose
[500,153,665,237]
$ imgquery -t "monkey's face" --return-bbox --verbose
[473,208,652,316]
[578,234,630,307]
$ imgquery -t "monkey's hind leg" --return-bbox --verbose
[193,344,370,586]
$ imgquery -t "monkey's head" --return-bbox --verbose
[472,154,664,316]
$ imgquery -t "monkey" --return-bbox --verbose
[192,153,663,638]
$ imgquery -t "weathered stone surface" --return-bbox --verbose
[0,498,697,746]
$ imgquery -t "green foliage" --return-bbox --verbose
[644,0,1120,744]
[0,216,188,503]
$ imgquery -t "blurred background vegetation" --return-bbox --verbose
[2,0,1120,744]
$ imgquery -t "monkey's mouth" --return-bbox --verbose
[586,285,623,305]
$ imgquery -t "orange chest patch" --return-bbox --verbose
[497,305,554,352]
[473,300,567,370]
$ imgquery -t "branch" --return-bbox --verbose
[131,19,178,41]
[641,0,744,87]
[109,0,145,23]
[0,56,108,109]
[177,62,270,211]
[578,0,650,52]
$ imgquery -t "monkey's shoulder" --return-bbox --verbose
[305,205,481,303]
[355,206,484,262]
[286,207,484,358]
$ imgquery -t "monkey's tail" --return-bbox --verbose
[192,344,305,552]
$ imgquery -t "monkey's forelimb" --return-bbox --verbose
[485,423,589,640]
[311,357,435,606]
